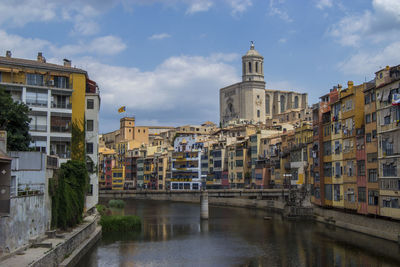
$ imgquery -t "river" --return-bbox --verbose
[77,199,400,266]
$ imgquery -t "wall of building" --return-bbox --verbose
[0,194,51,254]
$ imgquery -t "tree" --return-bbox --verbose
[0,87,31,151]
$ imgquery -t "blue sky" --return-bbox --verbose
[1,0,400,133]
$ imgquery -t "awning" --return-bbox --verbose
[382,89,391,102]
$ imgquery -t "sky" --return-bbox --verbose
[1,0,400,133]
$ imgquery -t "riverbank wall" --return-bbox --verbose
[32,214,101,267]
[0,214,101,267]
[314,207,400,244]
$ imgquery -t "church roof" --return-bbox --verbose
[243,42,262,57]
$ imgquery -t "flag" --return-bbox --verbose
[118,106,126,113]
[392,94,400,106]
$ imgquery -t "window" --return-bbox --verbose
[26,88,48,107]
[372,112,376,122]
[357,160,365,177]
[86,142,94,154]
[323,162,332,177]
[87,99,94,109]
[382,163,397,177]
[280,95,285,113]
[54,76,69,88]
[367,153,377,163]
[255,62,259,73]
[248,62,252,73]
[358,187,366,202]
[335,162,341,178]
[27,73,43,86]
[294,96,299,108]
[236,160,243,167]
[334,185,341,201]
[347,161,354,176]
[366,133,372,143]
[237,172,243,179]
[368,169,378,182]
[372,130,377,139]
[382,139,394,156]
[384,115,391,125]
[368,190,379,205]
[365,114,371,124]
[365,94,371,104]
[86,120,94,131]
[345,99,353,111]
[265,95,270,114]
[334,141,341,155]
[323,141,331,156]
[257,110,260,118]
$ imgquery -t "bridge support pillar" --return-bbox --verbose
[200,191,209,220]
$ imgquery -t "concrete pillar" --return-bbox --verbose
[200,191,209,220]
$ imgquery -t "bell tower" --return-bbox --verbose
[242,41,264,82]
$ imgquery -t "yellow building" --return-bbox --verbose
[340,81,365,210]
[111,167,125,190]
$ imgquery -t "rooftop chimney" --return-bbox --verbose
[63,59,71,67]
[6,50,11,58]
[347,81,354,89]
[37,52,46,63]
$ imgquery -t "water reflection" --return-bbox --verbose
[78,200,400,267]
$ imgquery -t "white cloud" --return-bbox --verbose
[0,30,51,59]
[0,0,57,27]
[76,53,240,132]
[329,0,400,47]
[226,0,252,15]
[315,0,333,10]
[0,30,126,60]
[186,0,214,14]
[278,38,287,43]
[149,33,172,40]
[269,0,292,22]
[338,41,400,75]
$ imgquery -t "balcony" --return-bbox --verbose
[29,124,47,132]
[51,102,72,109]
[50,115,71,133]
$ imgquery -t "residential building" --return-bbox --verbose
[375,65,400,219]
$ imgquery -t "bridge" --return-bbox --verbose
[99,189,290,211]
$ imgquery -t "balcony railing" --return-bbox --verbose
[50,151,71,159]
[51,102,72,109]
[29,124,47,132]
[26,99,47,107]
[51,125,71,133]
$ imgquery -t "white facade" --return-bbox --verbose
[1,83,73,164]
[85,90,100,211]
[220,44,308,127]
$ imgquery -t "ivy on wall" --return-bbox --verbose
[49,160,89,229]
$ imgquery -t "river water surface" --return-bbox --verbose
[77,199,400,266]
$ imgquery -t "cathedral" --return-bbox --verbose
[220,43,308,127]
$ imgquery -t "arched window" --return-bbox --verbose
[265,94,270,114]
[280,95,285,113]
[294,96,299,108]
[248,62,252,73]
[255,62,258,73]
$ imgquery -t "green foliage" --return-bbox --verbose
[50,160,89,229]
[71,119,85,162]
[99,215,141,232]
[96,204,107,216]
[108,199,125,208]
[0,87,31,151]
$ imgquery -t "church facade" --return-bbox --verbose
[220,43,308,127]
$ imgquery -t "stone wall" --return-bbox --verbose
[314,206,400,243]
[0,194,51,254]
[32,215,99,267]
